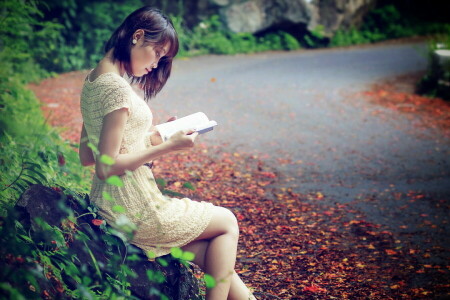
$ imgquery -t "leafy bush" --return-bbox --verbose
[170,14,301,56]
[302,25,328,48]
[0,0,90,207]
[330,27,371,47]
[330,5,450,48]
[32,0,143,72]
[169,14,192,57]
[0,0,60,81]
[0,185,203,299]
[229,33,257,53]
[281,31,301,50]
[417,33,450,100]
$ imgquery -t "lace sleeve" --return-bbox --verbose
[100,80,132,117]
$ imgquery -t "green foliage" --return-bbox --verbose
[0,0,60,81]
[203,274,216,289]
[0,190,203,299]
[0,73,91,206]
[76,0,143,69]
[302,25,328,48]
[188,15,235,55]
[329,27,370,47]
[417,33,450,100]
[330,5,450,48]
[281,31,302,51]
[33,0,143,72]
[169,14,191,57]
[362,4,405,39]
[1,0,302,72]
[0,64,91,205]
[230,33,258,53]
[171,14,301,56]
[0,130,92,207]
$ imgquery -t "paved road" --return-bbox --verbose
[152,42,450,258]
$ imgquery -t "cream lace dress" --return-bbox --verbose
[80,72,214,257]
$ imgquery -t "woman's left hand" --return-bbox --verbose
[149,116,177,146]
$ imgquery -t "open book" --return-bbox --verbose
[155,112,218,142]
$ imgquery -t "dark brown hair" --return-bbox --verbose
[105,6,179,100]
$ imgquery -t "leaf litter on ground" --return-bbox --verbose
[27,70,450,299]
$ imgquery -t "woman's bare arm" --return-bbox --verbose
[96,108,197,180]
[79,123,95,166]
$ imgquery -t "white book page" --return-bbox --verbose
[155,112,216,141]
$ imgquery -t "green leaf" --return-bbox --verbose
[147,270,166,283]
[100,154,115,166]
[204,274,216,289]
[170,247,183,259]
[87,142,99,155]
[161,189,185,197]
[106,175,124,187]
[22,173,43,185]
[126,254,141,261]
[102,191,114,202]
[155,178,166,188]
[25,168,47,183]
[20,178,34,187]
[83,240,102,279]
[182,181,196,190]
[181,251,195,261]
[23,161,41,169]
[147,251,156,259]
[156,258,168,267]
[112,205,126,213]
[160,294,169,300]
[18,234,33,243]
[15,182,26,193]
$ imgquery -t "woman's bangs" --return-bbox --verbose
[159,28,179,58]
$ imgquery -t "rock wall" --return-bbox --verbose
[218,0,377,36]
[219,0,312,33]
[162,0,377,36]
[312,0,378,35]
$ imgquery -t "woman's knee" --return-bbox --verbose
[219,207,239,238]
[199,206,239,240]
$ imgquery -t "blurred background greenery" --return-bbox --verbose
[3,0,450,75]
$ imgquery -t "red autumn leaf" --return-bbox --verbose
[92,219,104,226]
[259,171,276,178]
[385,249,397,255]
[303,284,327,293]
[236,213,245,221]
[51,186,62,193]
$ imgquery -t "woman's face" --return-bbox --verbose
[130,33,170,77]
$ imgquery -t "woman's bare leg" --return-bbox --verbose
[182,206,255,300]
[228,271,256,300]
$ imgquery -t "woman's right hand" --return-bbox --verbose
[166,129,198,152]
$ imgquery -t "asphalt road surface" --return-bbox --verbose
[151,41,449,260]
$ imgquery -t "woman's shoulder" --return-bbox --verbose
[87,71,128,87]
[86,63,129,89]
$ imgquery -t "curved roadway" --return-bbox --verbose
[152,42,449,259]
